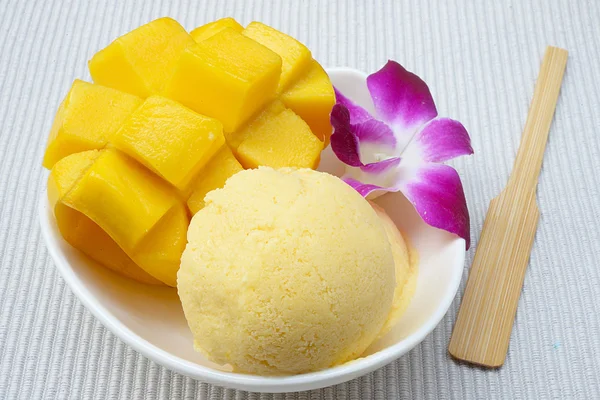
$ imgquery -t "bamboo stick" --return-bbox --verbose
[448,46,568,367]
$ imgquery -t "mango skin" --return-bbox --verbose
[89,17,195,97]
[190,17,243,42]
[42,80,142,169]
[242,21,312,93]
[113,95,224,191]
[163,28,282,132]
[187,146,244,215]
[281,60,335,145]
[48,151,161,285]
[236,108,323,169]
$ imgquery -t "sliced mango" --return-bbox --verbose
[242,21,312,93]
[131,203,189,287]
[281,60,335,145]
[113,96,224,191]
[89,17,195,97]
[187,146,243,214]
[42,80,142,169]
[48,151,161,285]
[190,17,243,42]
[163,28,282,132]
[236,108,323,169]
[62,149,178,252]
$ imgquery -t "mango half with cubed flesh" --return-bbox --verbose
[43,17,336,285]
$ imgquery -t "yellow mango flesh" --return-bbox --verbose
[89,17,195,97]
[187,146,243,214]
[54,205,162,285]
[236,108,323,169]
[163,28,282,132]
[113,96,224,190]
[47,150,100,208]
[242,21,312,93]
[62,149,178,253]
[48,151,160,285]
[281,60,335,145]
[190,17,243,42]
[225,100,286,150]
[131,203,189,287]
[42,80,142,169]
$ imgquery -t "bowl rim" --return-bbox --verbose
[38,67,465,393]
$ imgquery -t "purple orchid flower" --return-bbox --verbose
[330,60,474,249]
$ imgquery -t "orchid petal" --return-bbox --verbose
[341,157,402,198]
[403,117,473,163]
[334,88,373,125]
[366,61,438,142]
[359,157,401,174]
[400,163,471,248]
[330,104,363,166]
[342,178,386,197]
[353,119,396,148]
[330,97,397,165]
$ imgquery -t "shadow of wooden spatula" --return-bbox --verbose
[448,46,568,367]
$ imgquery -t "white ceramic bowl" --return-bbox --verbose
[39,68,465,393]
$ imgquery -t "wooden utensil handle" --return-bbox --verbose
[508,47,568,192]
[449,46,568,367]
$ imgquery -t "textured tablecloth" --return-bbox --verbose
[1,0,599,398]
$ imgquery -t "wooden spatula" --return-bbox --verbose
[448,46,568,367]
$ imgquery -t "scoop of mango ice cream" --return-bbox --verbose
[178,167,398,375]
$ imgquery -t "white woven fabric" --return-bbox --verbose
[1,0,599,398]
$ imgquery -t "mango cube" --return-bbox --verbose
[112,96,224,191]
[132,203,189,286]
[163,28,282,132]
[48,151,161,285]
[281,60,335,144]
[225,100,286,150]
[47,149,100,208]
[187,146,244,214]
[42,80,142,169]
[190,17,243,42]
[63,149,178,252]
[242,21,312,93]
[236,108,323,169]
[89,17,195,97]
